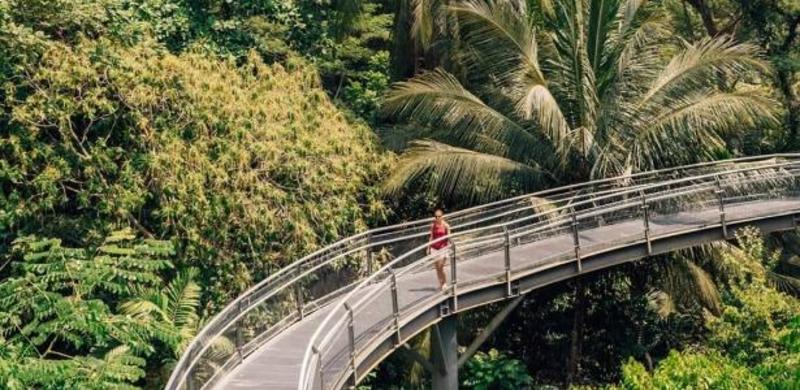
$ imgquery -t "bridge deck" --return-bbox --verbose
[217,197,800,389]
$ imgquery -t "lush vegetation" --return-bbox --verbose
[1,0,799,388]
[1,0,390,308]
[462,349,533,389]
[1,0,389,386]
[0,230,190,388]
[614,228,800,389]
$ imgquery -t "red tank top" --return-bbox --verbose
[430,223,448,250]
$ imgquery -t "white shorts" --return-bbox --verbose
[430,246,449,257]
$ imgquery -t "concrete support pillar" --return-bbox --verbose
[431,316,458,390]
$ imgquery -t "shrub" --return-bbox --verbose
[1,36,391,307]
[462,349,533,390]
[619,350,763,390]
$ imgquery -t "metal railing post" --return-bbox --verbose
[344,302,358,387]
[235,300,244,364]
[187,371,197,390]
[312,345,324,390]
[590,191,605,227]
[450,244,458,312]
[366,249,373,276]
[504,227,512,297]
[366,233,374,276]
[571,208,582,273]
[389,269,401,345]
[716,176,728,239]
[295,266,304,320]
[641,191,652,255]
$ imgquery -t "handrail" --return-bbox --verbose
[297,157,800,390]
[167,154,800,390]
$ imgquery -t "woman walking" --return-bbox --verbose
[427,208,451,291]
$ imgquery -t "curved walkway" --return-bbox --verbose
[166,155,800,390]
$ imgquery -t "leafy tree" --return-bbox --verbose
[707,284,799,366]
[316,2,394,123]
[0,33,390,306]
[0,229,198,389]
[677,0,800,151]
[619,350,764,390]
[752,315,800,389]
[614,230,800,390]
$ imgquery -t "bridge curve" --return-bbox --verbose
[167,155,800,390]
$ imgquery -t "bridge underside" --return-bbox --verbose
[216,198,800,389]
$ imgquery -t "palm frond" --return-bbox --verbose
[587,0,621,73]
[646,289,676,319]
[547,0,599,151]
[658,257,722,315]
[638,36,770,107]
[449,0,572,147]
[411,0,435,50]
[166,268,201,329]
[618,0,646,32]
[512,79,572,153]
[450,0,541,83]
[384,68,519,130]
[613,19,666,87]
[768,271,800,297]
[382,140,551,203]
[621,90,777,171]
[536,0,556,18]
[383,68,549,162]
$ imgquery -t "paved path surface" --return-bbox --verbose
[217,198,800,389]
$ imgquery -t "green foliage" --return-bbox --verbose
[1,33,389,305]
[383,0,777,204]
[308,1,393,123]
[0,230,196,389]
[119,267,203,386]
[751,316,800,389]
[135,0,395,122]
[335,40,391,123]
[1,231,173,354]
[1,346,146,390]
[615,230,800,390]
[1,0,140,44]
[1,3,392,386]
[707,284,799,366]
[619,350,764,390]
[702,228,800,368]
[461,349,533,390]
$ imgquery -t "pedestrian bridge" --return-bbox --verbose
[167,155,800,390]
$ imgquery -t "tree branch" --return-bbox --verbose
[685,0,718,36]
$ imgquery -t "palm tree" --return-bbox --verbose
[383,0,777,384]
[383,0,777,203]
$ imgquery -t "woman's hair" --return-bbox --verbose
[434,207,444,215]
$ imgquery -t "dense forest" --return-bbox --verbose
[1,0,799,388]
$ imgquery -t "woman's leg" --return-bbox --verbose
[435,256,447,288]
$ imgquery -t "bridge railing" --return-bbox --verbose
[166,154,800,390]
[298,158,800,390]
